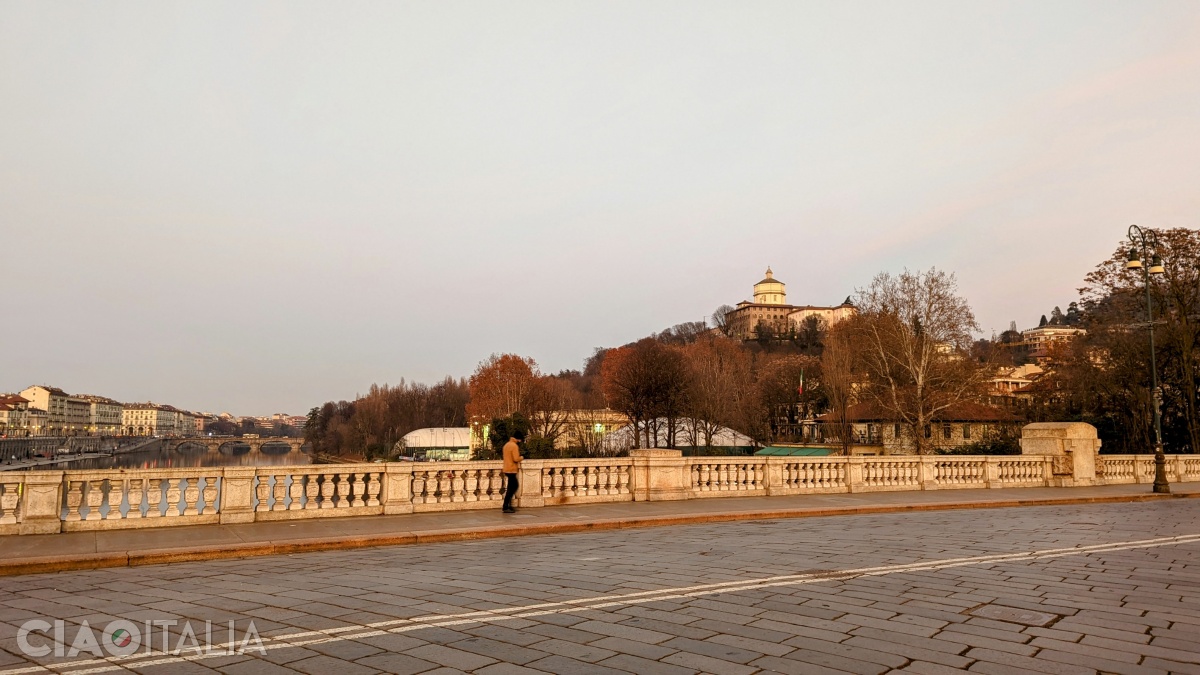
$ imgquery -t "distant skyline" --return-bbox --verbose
[3,1,1199,415]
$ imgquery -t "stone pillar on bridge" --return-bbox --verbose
[628,449,689,502]
[19,471,65,534]
[519,460,546,509]
[382,463,414,514]
[1020,422,1101,487]
[220,468,257,524]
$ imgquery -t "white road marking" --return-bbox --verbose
[4,532,1199,675]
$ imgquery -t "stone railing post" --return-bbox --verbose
[985,457,1001,489]
[919,456,937,490]
[764,457,784,496]
[19,471,64,535]
[629,449,688,501]
[382,463,414,515]
[846,456,864,493]
[1020,422,1100,486]
[519,460,546,508]
[219,467,257,524]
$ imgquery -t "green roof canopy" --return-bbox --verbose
[754,446,836,456]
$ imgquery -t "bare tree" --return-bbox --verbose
[851,268,987,454]
[601,338,691,448]
[822,323,856,455]
[711,305,736,337]
[528,376,579,450]
[680,337,752,447]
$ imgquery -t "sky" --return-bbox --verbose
[2,1,1199,415]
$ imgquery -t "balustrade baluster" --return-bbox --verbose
[201,477,218,515]
[412,472,427,503]
[450,470,465,502]
[617,465,630,494]
[83,480,105,521]
[493,469,506,500]
[0,483,19,524]
[349,472,366,507]
[165,479,182,517]
[437,471,452,503]
[366,473,382,507]
[255,476,272,512]
[319,475,336,508]
[332,473,349,508]
[65,480,84,521]
[145,479,162,518]
[286,475,303,510]
[464,470,479,502]
[304,475,321,510]
[183,479,200,516]
[273,476,288,511]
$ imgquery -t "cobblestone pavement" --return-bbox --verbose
[1,500,1198,674]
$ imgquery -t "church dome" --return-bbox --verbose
[752,267,787,305]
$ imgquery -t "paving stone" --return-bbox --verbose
[586,635,678,660]
[571,619,674,644]
[353,652,440,675]
[750,650,891,675]
[446,636,550,665]
[898,661,981,675]
[285,654,379,675]
[475,663,553,675]
[661,650,759,675]
[1035,648,1169,675]
[597,652,699,675]
[404,643,497,670]
[201,659,300,675]
[749,653,871,675]
[524,654,629,675]
[705,632,796,657]
[305,638,383,661]
[526,637,616,662]
[1142,657,1200,675]
[965,646,1099,675]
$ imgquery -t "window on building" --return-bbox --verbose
[963,424,971,440]
[894,423,901,438]
[924,424,932,438]
[943,423,952,440]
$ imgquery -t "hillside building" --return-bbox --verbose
[725,268,856,340]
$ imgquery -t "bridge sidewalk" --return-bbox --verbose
[2,482,1198,577]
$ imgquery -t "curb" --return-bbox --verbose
[2,492,1196,576]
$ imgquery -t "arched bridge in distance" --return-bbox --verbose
[164,437,310,456]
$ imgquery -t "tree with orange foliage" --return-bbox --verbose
[466,354,540,425]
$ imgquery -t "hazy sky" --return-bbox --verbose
[3,1,1199,415]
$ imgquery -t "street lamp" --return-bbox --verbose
[1126,224,1169,493]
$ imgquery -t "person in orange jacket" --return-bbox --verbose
[501,430,524,513]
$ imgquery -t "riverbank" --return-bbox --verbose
[0,437,161,471]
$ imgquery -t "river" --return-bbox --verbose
[51,441,312,470]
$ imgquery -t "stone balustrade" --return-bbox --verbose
[0,452,1197,535]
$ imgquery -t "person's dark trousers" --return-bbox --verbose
[503,472,519,511]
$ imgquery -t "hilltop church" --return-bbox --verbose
[725,268,855,339]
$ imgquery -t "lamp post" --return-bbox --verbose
[1125,224,1169,493]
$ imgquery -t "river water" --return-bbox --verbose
[58,441,312,470]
